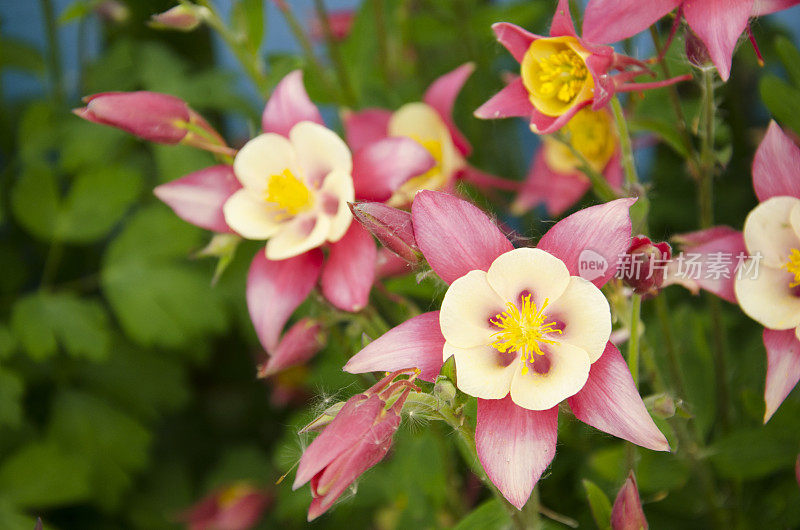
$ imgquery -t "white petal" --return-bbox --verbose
[486,248,571,308]
[510,342,591,411]
[440,270,507,349]
[266,213,331,260]
[289,121,352,187]
[545,276,611,363]
[735,261,800,330]
[446,341,517,400]
[233,134,299,194]
[791,202,800,240]
[319,169,355,242]
[743,196,800,267]
[222,189,282,240]
[388,102,461,181]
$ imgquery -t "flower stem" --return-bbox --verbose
[610,95,638,189]
[628,293,642,387]
[40,0,64,104]
[312,0,358,106]
[654,294,686,397]
[552,134,619,202]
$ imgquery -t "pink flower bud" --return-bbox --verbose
[293,370,419,520]
[74,92,231,155]
[309,10,355,42]
[619,235,671,296]
[178,482,272,530]
[611,472,648,530]
[149,4,207,32]
[685,30,713,70]
[94,0,129,23]
[349,202,420,265]
[257,318,325,377]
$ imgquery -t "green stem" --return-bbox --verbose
[312,0,357,106]
[274,1,332,96]
[654,295,686,397]
[610,95,638,189]
[374,0,391,88]
[628,294,642,387]
[40,0,64,104]
[552,134,619,202]
[194,0,270,95]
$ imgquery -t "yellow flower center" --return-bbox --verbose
[521,37,592,117]
[217,482,252,509]
[490,294,562,375]
[782,248,800,288]
[389,135,446,206]
[544,107,616,174]
[264,168,313,218]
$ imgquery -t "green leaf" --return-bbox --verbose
[0,38,45,75]
[774,36,800,87]
[56,164,142,243]
[708,425,798,480]
[10,164,60,241]
[204,445,272,490]
[48,390,152,510]
[0,368,23,429]
[760,75,800,136]
[583,479,612,530]
[0,499,38,530]
[0,324,18,360]
[0,441,93,508]
[101,205,227,349]
[453,499,511,530]
[11,292,111,361]
[233,0,265,54]
[58,1,95,24]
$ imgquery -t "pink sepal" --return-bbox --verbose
[261,70,324,136]
[763,328,800,423]
[320,223,377,312]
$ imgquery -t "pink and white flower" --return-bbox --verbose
[475,0,691,134]
[343,63,518,205]
[345,191,669,509]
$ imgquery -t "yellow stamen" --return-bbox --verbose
[782,248,800,287]
[217,482,252,508]
[490,295,562,376]
[264,168,313,218]
[535,49,588,103]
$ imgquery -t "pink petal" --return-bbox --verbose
[529,101,591,134]
[258,319,324,376]
[342,108,391,153]
[683,0,754,82]
[752,121,800,202]
[424,62,475,156]
[492,22,539,63]
[550,0,579,38]
[611,472,648,530]
[293,394,381,489]
[537,198,635,287]
[604,151,624,190]
[153,165,241,232]
[476,397,558,509]
[583,0,680,44]
[411,190,513,284]
[567,342,670,451]
[667,226,746,303]
[352,137,435,201]
[261,70,324,136]
[474,78,534,120]
[763,328,800,423]
[513,150,589,217]
[344,311,445,382]
[458,165,521,192]
[753,0,800,15]
[375,247,414,278]
[247,249,323,352]
[320,223,377,312]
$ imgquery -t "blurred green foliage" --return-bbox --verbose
[1,0,800,529]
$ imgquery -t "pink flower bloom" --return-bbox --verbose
[611,472,648,530]
[343,63,518,205]
[583,0,800,82]
[345,191,668,508]
[293,370,418,520]
[672,122,800,422]
[178,482,271,530]
[513,107,623,216]
[475,0,691,134]
[73,91,231,154]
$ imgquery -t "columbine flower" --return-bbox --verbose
[293,370,418,521]
[178,482,271,530]
[475,0,690,134]
[345,190,668,508]
[343,63,518,205]
[513,107,623,216]
[583,0,800,82]
[669,122,800,422]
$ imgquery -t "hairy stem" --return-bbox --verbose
[552,134,619,202]
[312,0,358,106]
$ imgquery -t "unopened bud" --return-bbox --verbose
[433,376,457,408]
[349,202,421,265]
[685,30,712,70]
[149,4,208,32]
[611,472,648,530]
[95,0,129,23]
[620,236,671,296]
